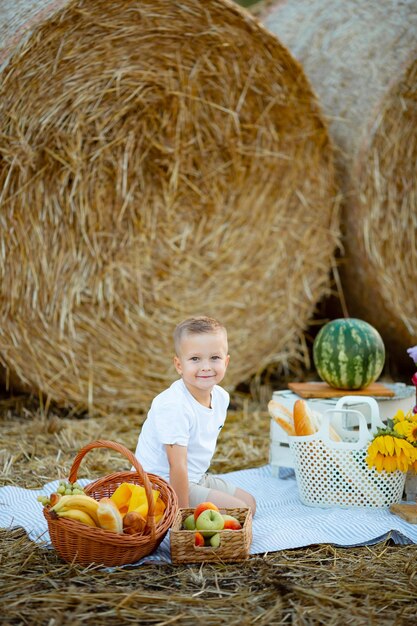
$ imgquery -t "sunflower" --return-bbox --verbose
[392,408,417,425]
[366,435,416,473]
[392,412,417,445]
[394,420,417,444]
[392,409,407,423]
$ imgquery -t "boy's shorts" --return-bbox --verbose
[188,473,237,507]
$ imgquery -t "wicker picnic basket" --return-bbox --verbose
[43,440,178,566]
[170,507,252,564]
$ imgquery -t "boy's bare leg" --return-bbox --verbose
[206,487,256,516]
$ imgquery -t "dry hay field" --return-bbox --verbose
[0,1,416,623]
[1,389,417,626]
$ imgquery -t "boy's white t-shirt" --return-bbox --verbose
[134,379,229,483]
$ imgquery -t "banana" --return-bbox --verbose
[50,494,100,524]
[59,504,100,525]
[51,494,99,513]
[55,508,97,527]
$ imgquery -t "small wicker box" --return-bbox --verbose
[170,507,252,564]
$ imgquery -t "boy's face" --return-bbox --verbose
[173,330,230,399]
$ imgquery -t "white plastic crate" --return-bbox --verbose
[288,398,406,508]
[269,382,415,476]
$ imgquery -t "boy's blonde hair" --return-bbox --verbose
[174,316,227,355]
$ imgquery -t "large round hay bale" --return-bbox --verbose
[0,0,339,413]
[0,0,67,69]
[264,0,417,367]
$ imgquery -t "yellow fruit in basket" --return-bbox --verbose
[126,485,147,512]
[134,495,161,518]
[149,499,166,524]
[50,494,100,524]
[128,485,157,512]
[109,482,166,522]
[155,496,166,518]
[110,482,136,515]
[55,508,97,527]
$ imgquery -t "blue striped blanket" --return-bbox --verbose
[1,465,416,565]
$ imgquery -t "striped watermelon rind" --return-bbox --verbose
[313,318,386,390]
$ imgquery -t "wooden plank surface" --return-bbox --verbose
[288,381,395,398]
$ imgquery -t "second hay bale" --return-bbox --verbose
[264,0,417,366]
[0,0,339,413]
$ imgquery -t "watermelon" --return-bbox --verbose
[313,318,385,390]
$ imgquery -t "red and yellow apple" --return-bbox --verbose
[194,532,205,547]
[222,514,242,530]
[193,501,219,521]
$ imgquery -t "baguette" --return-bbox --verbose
[269,397,342,441]
[268,400,296,435]
[293,399,317,436]
[293,399,342,441]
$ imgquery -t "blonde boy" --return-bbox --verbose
[134,316,256,514]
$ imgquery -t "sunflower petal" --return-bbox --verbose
[382,456,392,472]
[394,422,407,437]
[394,438,405,455]
[376,437,388,455]
[393,409,405,424]
[366,440,379,462]
[398,451,409,472]
[384,436,395,456]
[375,453,385,472]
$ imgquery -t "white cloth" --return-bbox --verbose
[134,379,229,483]
[1,466,416,568]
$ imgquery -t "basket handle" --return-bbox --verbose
[334,395,384,432]
[319,409,371,449]
[68,439,156,537]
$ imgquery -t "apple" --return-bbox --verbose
[209,533,221,548]
[222,514,242,530]
[193,501,219,521]
[223,518,242,530]
[183,514,196,530]
[195,509,225,535]
[197,529,216,538]
[194,532,205,547]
